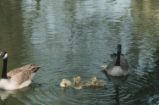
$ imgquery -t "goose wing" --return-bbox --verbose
[106,54,128,71]
[7,64,40,77]
[10,70,33,85]
[120,55,129,70]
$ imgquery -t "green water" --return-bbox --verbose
[0,0,159,105]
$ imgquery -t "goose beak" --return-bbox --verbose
[0,52,7,59]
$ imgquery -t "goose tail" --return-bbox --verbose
[31,64,41,73]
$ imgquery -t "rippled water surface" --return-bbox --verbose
[0,0,159,105]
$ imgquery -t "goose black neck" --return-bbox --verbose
[115,51,121,66]
[2,58,8,79]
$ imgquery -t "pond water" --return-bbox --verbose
[0,0,159,105]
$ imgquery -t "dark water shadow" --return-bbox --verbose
[114,85,120,105]
[105,74,129,105]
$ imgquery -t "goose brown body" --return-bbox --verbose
[7,64,40,86]
[105,55,129,76]
[0,52,40,90]
[102,44,129,77]
[7,64,40,77]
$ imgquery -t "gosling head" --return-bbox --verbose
[73,76,81,85]
[0,52,8,60]
[91,77,97,85]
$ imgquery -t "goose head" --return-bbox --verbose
[0,52,8,60]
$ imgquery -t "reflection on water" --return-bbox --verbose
[0,86,35,101]
[0,0,159,105]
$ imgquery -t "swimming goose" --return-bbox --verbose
[102,44,129,76]
[0,52,40,90]
[60,79,72,88]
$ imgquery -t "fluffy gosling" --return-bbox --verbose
[60,79,72,88]
[91,77,106,87]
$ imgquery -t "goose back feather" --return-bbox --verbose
[107,55,129,71]
[7,64,40,77]
[103,44,129,76]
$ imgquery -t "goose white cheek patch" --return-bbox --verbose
[3,53,8,59]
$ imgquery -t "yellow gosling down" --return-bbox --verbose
[91,77,106,87]
[72,76,83,90]
[60,79,72,88]
[60,76,107,90]
[80,81,91,87]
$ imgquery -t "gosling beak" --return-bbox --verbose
[0,52,7,59]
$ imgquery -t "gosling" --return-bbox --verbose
[91,77,106,87]
[72,76,83,90]
[60,79,72,88]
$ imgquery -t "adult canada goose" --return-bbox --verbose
[0,52,40,90]
[60,79,72,88]
[102,44,129,76]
